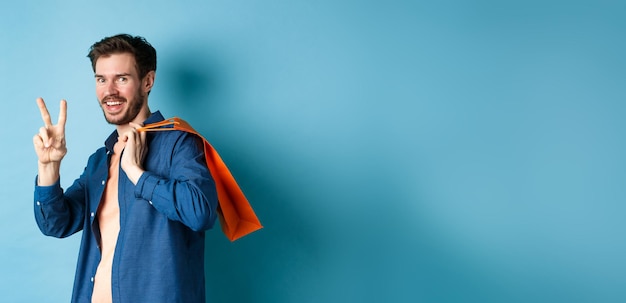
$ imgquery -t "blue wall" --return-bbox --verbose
[1,1,625,302]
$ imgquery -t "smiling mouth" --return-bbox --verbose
[103,96,126,106]
[105,100,124,106]
[102,97,126,114]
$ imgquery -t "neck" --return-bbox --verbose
[115,106,151,135]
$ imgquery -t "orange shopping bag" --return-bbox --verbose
[138,117,262,241]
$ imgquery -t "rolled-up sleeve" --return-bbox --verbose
[133,133,218,232]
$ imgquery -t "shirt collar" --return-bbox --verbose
[104,111,165,153]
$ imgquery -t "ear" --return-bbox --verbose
[143,70,156,93]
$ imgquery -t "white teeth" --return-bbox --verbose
[106,101,123,106]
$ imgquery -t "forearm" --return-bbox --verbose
[124,164,145,185]
[135,171,218,231]
[132,133,218,231]
[37,161,61,186]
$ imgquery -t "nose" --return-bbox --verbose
[103,81,119,97]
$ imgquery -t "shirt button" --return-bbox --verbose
[91,212,95,217]
[101,180,105,185]
[149,201,153,205]
[36,201,41,206]
[90,277,94,282]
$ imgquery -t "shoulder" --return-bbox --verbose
[149,130,204,155]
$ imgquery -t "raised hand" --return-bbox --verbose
[33,98,67,164]
[119,122,148,184]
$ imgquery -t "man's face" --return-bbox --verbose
[95,53,147,125]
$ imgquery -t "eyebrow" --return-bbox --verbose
[94,73,132,78]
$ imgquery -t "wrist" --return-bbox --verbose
[37,161,61,186]
[124,165,145,185]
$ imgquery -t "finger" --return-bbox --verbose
[38,126,51,148]
[36,97,53,128]
[129,122,144,130]
[33,134,44,149]
[122,133,134,158]
[58,99,67,129]
[118,132,128,143]
[139,127,147,143]
[126,130,136,144]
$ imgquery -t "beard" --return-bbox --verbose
[100,89,146,125]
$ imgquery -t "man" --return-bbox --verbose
[33,34,218,303]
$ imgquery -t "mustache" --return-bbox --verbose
[102,95,127,103]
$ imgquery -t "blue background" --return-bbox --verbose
[1,1,625,302]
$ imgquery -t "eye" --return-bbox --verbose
[117,76,128,83]
[96,77,105,84]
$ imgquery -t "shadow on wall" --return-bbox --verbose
[160,44,321,303]
[156,42,526,303]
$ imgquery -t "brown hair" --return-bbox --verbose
[87,34,157,79]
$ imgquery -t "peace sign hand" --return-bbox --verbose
[33,97,67,164]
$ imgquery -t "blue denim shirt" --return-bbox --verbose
[34,111,218,303]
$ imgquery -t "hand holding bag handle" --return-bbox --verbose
[138,117,262,241]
